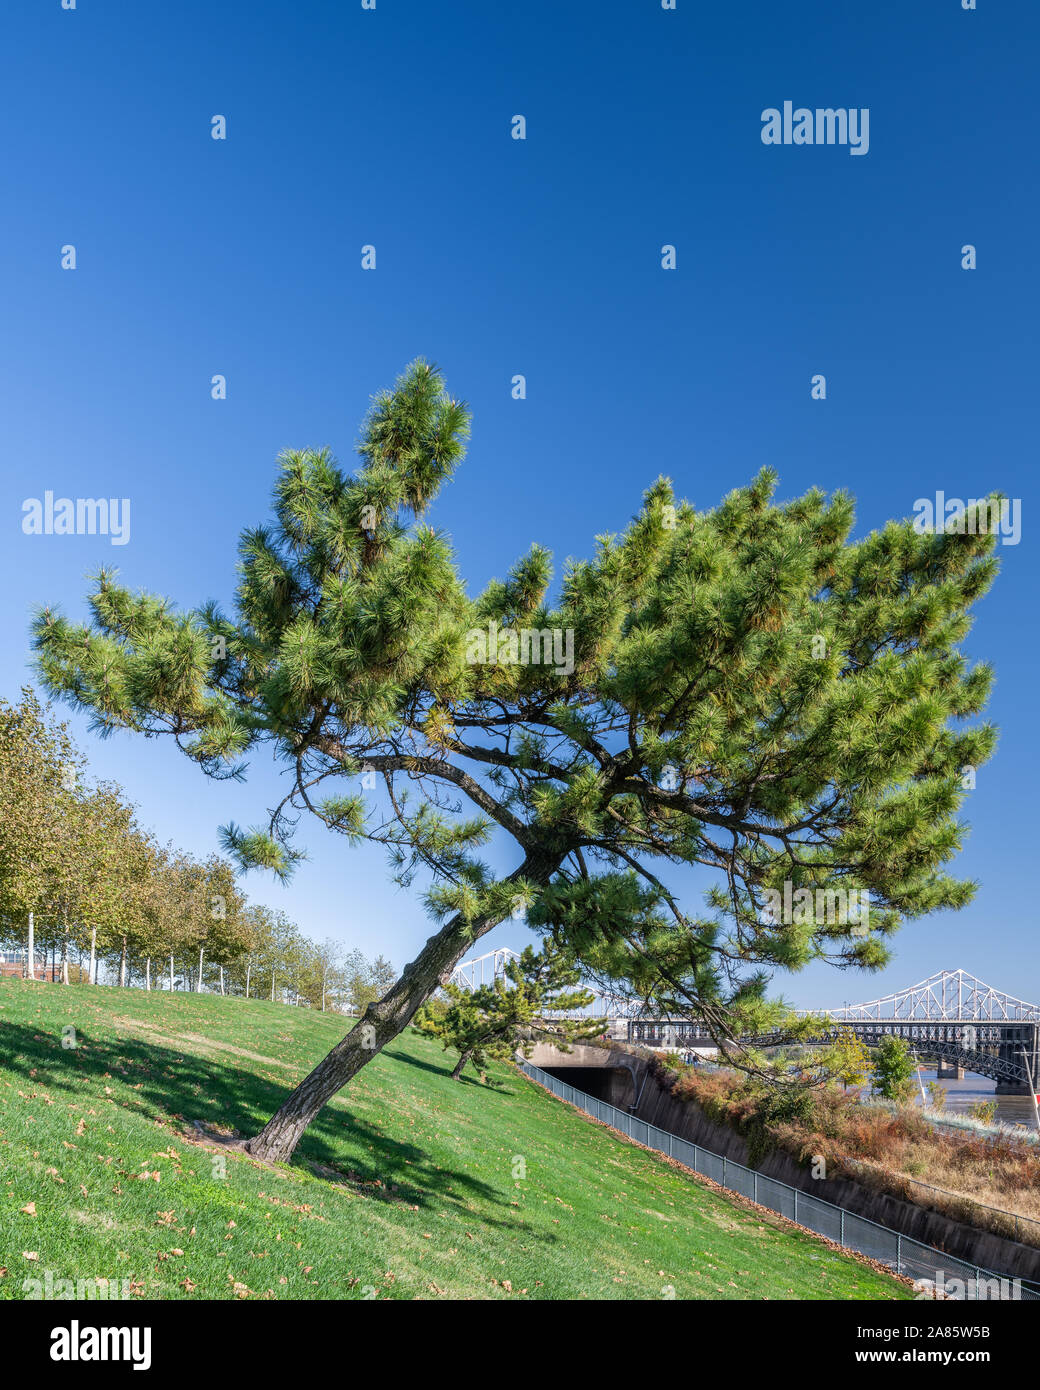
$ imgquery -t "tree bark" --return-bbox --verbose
[197,947,205,993]
[245,960,251,1000]
[119,937,127,988]
[26,911,36,980]
[451,1050,471,1081]
[246,851,557,1164]
[219,964,225,996]
[145,958,151,992]
[60,920,69,986]
[88,926,96,986]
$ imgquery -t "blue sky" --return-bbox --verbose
[1,0,1036,1009]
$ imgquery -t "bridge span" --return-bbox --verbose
[731,970,1040,1095]
[805,969,1040,1095]
[637,971,1040,1095]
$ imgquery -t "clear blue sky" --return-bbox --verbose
[1,0,1036,1009]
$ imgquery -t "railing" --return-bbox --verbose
[519,1061,1039,1301]
[842,1159,1040,1249]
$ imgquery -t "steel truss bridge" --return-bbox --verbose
[756,970,1040,1094]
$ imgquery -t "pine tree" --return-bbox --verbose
[32,361,1000,1162]
[414,939,604,1080]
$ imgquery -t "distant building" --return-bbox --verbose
[0,949,60,982]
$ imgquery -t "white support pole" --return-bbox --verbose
[1018,1048,1040,1133]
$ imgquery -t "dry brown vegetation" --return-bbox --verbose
[667,1063,1040,1248]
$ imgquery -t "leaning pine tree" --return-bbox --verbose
[33,360,999,1164]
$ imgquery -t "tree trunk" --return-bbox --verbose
[119,937,127,988]
[145,958,151,992]
[219,965,225,996]
[321,966,327,1013]
[245,960,251,1000]
[169,953,175,992]
[60,920,70,986]
[26,911,36,980]
[88,926,96,986]
[451,1050,471,1081]
[246,852,556,1164]
[270,974,275,1003]
[197,947,205,993]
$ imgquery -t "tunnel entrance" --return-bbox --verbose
[540,1066,635,1108]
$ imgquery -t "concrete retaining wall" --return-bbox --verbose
[529,1042,1040,1284]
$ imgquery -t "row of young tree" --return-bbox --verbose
[0,689,390,1010]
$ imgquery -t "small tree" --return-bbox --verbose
[298,937,349,1011]
[341,949,383,1015]
[413,940,605,1080]
[926,1080,947,1111]
[369,954,396,996]
[871,1036,917,1103]
[824,1026,871,1091]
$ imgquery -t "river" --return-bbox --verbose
[903,1065,1040,1131]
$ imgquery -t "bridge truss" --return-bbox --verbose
[823,969,1040,1023]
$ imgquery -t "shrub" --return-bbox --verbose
[968,1100,998,1124]
[926,1081,947,1111]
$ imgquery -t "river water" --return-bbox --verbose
[902,1065,1040,1131]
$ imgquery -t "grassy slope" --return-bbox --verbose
[0,980,909,1301]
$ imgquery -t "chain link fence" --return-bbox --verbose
[520,1061,1039,1301]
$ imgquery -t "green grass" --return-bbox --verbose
[0,979,910,1301]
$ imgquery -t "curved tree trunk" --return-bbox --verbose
[451,1050,471,1081]
[246,853,557,1164]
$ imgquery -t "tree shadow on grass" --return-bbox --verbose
[0,1021,555,1241]
[381,1043,524,1096]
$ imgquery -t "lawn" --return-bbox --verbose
[0,979,911,1301]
